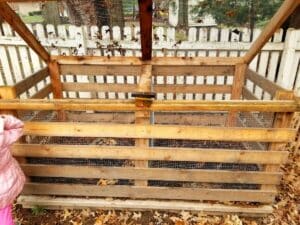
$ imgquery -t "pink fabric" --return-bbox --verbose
[0,205,14,225]
[0,115,25,209]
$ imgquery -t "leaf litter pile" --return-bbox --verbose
[13,114,300,225]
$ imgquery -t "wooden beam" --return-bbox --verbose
[244,0,299,64]
[60,65,141,76]
[17,196,274,216]
[14,68,49,96]
[242,87,258,100]
[0,99,298,112]
[12,144,289,165]
[227,64,247,126]
[48,60,63,99]
[246,69,286,97]
[153,65,234,76]
[0,3,50,63]
[62,83,232,94]
[52,56,242,66]
[22,164,282,185]
[30,84,52,99]
[23,183,276,203]
[231,64,247,100]
[263,91,295,191]
[138,0,152,60]
[135,64,152,186]
[22,122,296,142]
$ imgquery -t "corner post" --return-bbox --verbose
[227,63,247,126]
[48,60,65,120]
[262,90,295,192]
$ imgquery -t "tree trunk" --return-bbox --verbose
[42,2,61,26]
[249,0,256,41]
[93,0,110,27]
[177,0,188,29]
[65,0,110,27]
[108,0,125,29]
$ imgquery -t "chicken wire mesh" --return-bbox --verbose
[16,109,277,191]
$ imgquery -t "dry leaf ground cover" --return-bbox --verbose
[13,114,300,225]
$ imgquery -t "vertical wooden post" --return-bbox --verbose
[227,64,247,126]
[48,60,65,120]
[262,91,295,192]
[48,60,63,99]
[138,0,153,60]
[134,64,152,186]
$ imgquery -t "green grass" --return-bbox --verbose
[21,15,44,24]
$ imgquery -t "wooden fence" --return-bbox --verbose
[0,23,299,100]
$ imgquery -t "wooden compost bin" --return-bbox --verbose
[0,0,299,217]
[0,56,298,217]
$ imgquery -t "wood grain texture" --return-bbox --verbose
[0,99,298,112]
[22,122,296,142]
[21,164,283,185]
[22,183,276,203]
[12,144,289,164]
[14,68,49,96]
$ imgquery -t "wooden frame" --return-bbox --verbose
[0,0,299,215]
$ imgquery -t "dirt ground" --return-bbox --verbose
[13,115,300,225]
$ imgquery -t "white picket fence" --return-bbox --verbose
[0,23,299,99]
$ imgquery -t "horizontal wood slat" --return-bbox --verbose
[22,122,296,142]
[62,83,232,94]
[14,68,49,96]
[12,144,289,164]
[0,99,298,112]
[60,65,141,76]
[22,164,282,185]
[153,65,234,76]
[246,69,285,97]
[30,84,52,99]
[66,112,227,125]
[60,64,234,76]
[52,56,243,66]
[23,183,276,203]
[17,196,274,216]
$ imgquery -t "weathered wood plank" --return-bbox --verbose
[60,65,234,76]
[17,196,274,216]
[246,69,285,97]
[12,144,289,165]
[243,87,258,100]
[22,122,296,142]
[62,83,232,94]
[30,84,52,99]
[65,112,227,125]
[48,60,63,99]
[153,65,234,76]
[0,99,298,112]
[52,56,242,66]
[22,183,276,203]
[14,68,49,96]
[22,164,282,185]
[60,65,141,76]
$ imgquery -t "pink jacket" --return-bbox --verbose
[0,115,25,208]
